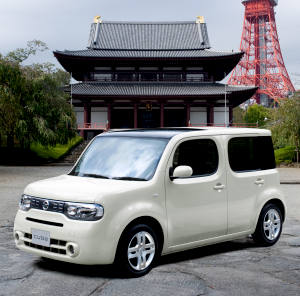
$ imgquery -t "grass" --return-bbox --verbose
[30,135,83,160]
[274,146,296,165]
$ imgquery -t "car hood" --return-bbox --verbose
[24,174,150,204]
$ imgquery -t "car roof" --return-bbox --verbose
[99,127,271,139]
[100,128,201,139]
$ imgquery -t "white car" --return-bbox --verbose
[14,128,286,277]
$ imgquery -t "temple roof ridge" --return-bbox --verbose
[88,20,211,50]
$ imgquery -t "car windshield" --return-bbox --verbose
[69,136,169,181]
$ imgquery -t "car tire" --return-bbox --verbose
[115,224,160,277]
[252,203,283,246]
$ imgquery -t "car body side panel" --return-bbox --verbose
[164,136,228,247]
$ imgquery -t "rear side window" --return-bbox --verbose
[173,139,219,177]
[228,136,276,172]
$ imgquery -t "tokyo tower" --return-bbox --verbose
[229,0,295,106]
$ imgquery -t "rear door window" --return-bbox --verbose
[228,136,275,172]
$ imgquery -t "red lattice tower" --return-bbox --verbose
[229,0,295,105]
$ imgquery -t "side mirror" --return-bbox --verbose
[170,166,193,180]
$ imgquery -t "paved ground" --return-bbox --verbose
[0,166,300,296]
[278,168,300,184]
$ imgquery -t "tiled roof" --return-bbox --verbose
[87,21,210,50]
[54,49,241,59]
[67,82,256,97]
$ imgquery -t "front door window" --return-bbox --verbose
[173,139,219,177]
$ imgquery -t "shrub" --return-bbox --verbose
[30,135,83,160]
[274,146,296,165]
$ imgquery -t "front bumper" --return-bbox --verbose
[14,209,116,265]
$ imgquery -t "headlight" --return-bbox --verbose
[64,202,104,221]
[19,194,31,211]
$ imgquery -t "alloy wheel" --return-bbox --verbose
[263,208,281,241]
[127,231,156,271]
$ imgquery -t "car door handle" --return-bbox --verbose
[214,183,225,191]
[255,178,265,185]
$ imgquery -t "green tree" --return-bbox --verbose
[244,104,270,127]
[272,93,300,163]
[26,72,75,146]
[233,106,245,125]
[0,60,27,147]
[5,40,48,63]
[0,41,75,149]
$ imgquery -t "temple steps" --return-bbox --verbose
[58,140,90,165]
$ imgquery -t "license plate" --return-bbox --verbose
[31,229,50,247]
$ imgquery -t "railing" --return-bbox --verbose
[189,123,259,128]
[77,122,259,130]
[77,122,108,130]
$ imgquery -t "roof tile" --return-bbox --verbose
[87,22,210,50]
[55,49,240,59]
[67,82,256,97]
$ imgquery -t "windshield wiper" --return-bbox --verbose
[82,173,110,179]
[112,177,147,181]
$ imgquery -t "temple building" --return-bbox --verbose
[54,16,257,139]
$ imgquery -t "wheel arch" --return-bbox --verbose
[262,198,286,222]
[254,197,286,232]
[116,216,165,257]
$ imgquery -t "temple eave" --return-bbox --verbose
[67,82,257,108]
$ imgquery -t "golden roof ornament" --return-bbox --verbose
[196,16,205,24]
[93,16,102,23]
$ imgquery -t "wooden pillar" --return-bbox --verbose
[186,104,191,127]
[229,106,233,126]
[83,104,91,140]
[84,104,91,127]
[207,105,214,126]
[134,104,138,128]
[107,103,111,130]
[160,103,164,127]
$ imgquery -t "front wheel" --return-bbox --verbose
[252,203,283,246]
[115,224,159,277]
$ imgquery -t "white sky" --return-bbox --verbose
[1,0,299,88]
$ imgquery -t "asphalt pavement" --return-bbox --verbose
[278,167,300,184]
[0,166,300,296]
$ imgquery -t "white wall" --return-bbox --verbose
[73,107,84,124]
[214,107,229,126]
[91,107,108,124]
[190,107,207,126]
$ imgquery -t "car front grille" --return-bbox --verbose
[30,197,65,213]
[23,233,67,255]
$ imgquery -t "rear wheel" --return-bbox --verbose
[253,203,282,246]
[115,224,159,277]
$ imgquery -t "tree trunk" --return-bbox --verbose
[296,137,300,168]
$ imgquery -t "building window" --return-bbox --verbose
[186,67,204,71]
[140,73,158,81]
[93,73,112,81]
[186,73,204,82]
[163,67,183,71]
[139,67,159,71]
[115,67,135,71]
[228,136,276,172]
[116,73,135,81]
[173,139,219,177]
[94,67,112,71]
[163,73,182,81]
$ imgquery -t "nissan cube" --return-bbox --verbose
[14,128,286,277]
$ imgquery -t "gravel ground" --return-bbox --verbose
[0,166,300,296]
